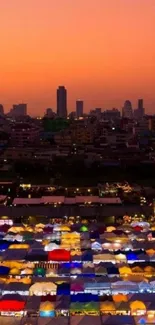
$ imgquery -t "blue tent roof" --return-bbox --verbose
[82,251,93,262]
[71,293,99,302]
[0,266,10,275]
[127,252,138,261]
[0,242,10,250]
[57,283,70,295]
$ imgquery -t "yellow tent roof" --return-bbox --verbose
[40,301,55,311]
[130,300,146,311]
[106,226,116,232]
[119,266,132,275]
[100,301,116,311]
[8,226,25,233]
[9,244,29,249]
[9,268,21,275]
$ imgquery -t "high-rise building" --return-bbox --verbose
[76,100,83,118]
[57,86,67,118]
[122,100,133,119]
[134,99,145,119]
[138,99,144,117]
[0,104,4,116]
[8,103,27,117]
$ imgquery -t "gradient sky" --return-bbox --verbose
[0,0,155,115]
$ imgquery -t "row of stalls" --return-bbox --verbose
[0,293,155,318]
[1,277,155,295]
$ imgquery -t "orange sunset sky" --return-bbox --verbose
[0,0,155,115]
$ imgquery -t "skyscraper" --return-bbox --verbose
[122,100,133,119]
[138,99,145,118]
[57,86,67,118]
[134,99,145,119]
[76,100,83,118]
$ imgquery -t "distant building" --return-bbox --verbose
[0,104,4,116]
[122,100,133,119]
[45,108,55,118]
[133,118,149,135]
[134,99,145,119]
[103,108,120,120]
[72,125,93,144]
[8,103,27,117]
[11,123,39,147]
[90,108,102,119]
[148,117,155,132]
[57,86,67,118]
[76,100,83,118]
[68,111,76,119]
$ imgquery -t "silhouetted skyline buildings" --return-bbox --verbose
[57,86,67,118]
[0,86,146,118]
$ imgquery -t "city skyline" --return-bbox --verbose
[0,0,155,114]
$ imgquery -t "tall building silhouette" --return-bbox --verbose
[76,100,83,118]
[122,100,133,119]
[138,99,144,118]
[57,86,67,118]
[134,99,145,119]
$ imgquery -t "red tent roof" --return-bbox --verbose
[0,300,25,311]
[48,249,70,261]
[133,226,143,232]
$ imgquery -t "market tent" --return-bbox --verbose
[71,283,84,292]
[119,266,132,275]
[80,226,88,232]
[91,241,102,251]
[113,294,128,302]
[71,293,99,303]
[34,267,46,277]
[138,282,151,292]
[46,268,58,277]
[48,249,70,261]
[57,282,70,295]
[115,253,127,262]
[44,243,60,252]
[0,294,25,311]
[0,266,10,275]
[9,267,20,275]
[100,301,116,313]
[39,301,55,312]
[106,226,116,232]
[8,244,29,249]
[130,300,146,314]
[70,302,83,314]
[81,301,99,314]
[29,282,57,296]
[71,268,82,275]
[6,278,31,285]
[132,266,143,274]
